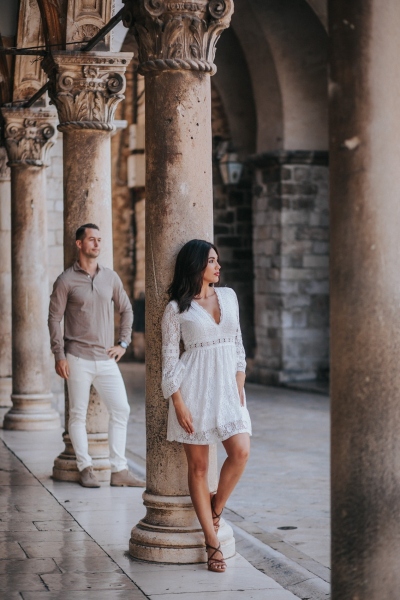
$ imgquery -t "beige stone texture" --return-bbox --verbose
[1,108,60,430]
[0,147,12,407]
[330,1,400,598]
[129,68,235,562]
[124,0,236,562]
[43,51,132,481]
[13,0,47,105]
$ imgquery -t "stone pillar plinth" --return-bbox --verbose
[0,147,12,408]
[330,2,400,598]
[123,0,235,563]
[1,108,60,429]
[43,51,132,481]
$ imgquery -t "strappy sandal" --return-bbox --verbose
[210,493,223,532]
[206,543,226,573]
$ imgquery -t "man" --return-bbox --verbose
[48,223,145,489]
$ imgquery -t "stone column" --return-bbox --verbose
[0,147,12,408]
[43,51,132,481]
[123,0,235,562]
[330,1,400,598]
[1,107,60,430]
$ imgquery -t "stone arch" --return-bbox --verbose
[230,0,328,152]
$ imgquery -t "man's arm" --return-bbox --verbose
[112,274,134,345]
[48,277,69,377]
[108,274,133,362]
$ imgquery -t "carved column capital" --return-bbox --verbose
[42,52,133,133]
[0,147,11,181]
[122,0,234,75]
[1,108,58,168]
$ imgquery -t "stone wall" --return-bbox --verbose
[211,81,255,357]
[251,151,329,384]
[213,164,255,357]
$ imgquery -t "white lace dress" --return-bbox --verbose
[161,286,252,444]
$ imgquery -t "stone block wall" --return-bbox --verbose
[251,151,329,384]
[213,163,255,357]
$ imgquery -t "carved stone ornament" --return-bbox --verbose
[1,108,58,167]
[42,52,133,132]
[122,0,234,75]
[0,146,11,181]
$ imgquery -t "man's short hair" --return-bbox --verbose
[75,223,100,241]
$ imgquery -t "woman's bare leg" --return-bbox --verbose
[183,443,225,570]
[212,433,250,519]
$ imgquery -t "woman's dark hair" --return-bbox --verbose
[168,239,219,313]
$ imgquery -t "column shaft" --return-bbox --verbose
[53,130,113,482]
[330,1,400,597]
[130,68,232,564]
[0,149,12,407]
[43,51,133,481]
[123,0,235,563]
[1,108,60,430]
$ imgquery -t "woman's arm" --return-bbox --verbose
[171,390,194,434]
[232,290,246,406]
[161,303,194,433]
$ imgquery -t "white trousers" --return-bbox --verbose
[66,353,130,473]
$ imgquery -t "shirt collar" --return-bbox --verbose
[73,261,102,275]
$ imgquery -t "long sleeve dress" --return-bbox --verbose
[161,286,252,444]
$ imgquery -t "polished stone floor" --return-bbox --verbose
[0,363,330,599]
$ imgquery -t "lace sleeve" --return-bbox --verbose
[233,291,246,373]
[161,302,186,399]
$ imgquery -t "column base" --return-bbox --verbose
[0,377,12,407]
[53,432,111,482]
[3,393,60,430]
[129,492,235,563]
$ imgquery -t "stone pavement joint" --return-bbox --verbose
[0,427,299,600]
[0,363,331,599]
[0,438,148,599]
[122,363,331,600]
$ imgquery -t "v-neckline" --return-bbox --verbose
[193,288,223,326]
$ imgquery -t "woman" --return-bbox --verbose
[161,239,252,573]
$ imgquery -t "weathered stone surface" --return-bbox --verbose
[44,51,133,481]
[126,0,235,562]
[330,1,400,598]
[13,0,47,104]
[43,52,132,133]
[66,0,114,51]
[1,108,60,430]
[0,147,12,407]
[123,0,234,75]
[250,152,329,384]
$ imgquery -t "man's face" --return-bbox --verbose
[76,228,101,258]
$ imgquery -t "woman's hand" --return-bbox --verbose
[236,371,246,406]
[172,392,194,435]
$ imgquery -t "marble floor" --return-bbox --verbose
[0,363,330,599]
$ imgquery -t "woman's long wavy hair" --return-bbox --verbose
[168,239,219,313]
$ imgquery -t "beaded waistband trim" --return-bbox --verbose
[185,337,236,351]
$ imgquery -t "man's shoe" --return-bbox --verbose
[79,466,100,488]
[110,469,145,487]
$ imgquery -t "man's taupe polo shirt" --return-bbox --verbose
[48,262,133,362]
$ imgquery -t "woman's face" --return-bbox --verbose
[202,248,220,285]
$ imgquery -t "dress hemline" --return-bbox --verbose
[167,425,252,445]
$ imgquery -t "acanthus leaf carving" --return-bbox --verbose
[164,18,184,59]
[1,108,58,167]
[123,0,234,74]
[42,53,133,132]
